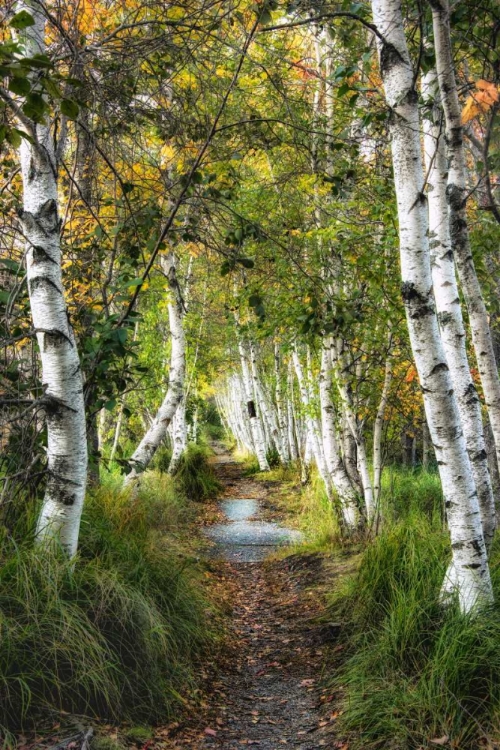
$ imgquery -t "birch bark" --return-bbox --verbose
[237,338,270,470]
[319,346,360,529]
[423,68,496,547]
[371,0,492,611]
[16,1,87,556]
[292,348,331,490]
[430,0,500,477]
[373,352,393,507]
[125,252,185,482]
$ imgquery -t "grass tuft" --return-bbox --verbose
[329,509,500,749]
[173,444,222,501]
[0,474,217,732]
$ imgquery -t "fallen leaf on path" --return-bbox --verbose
[430,738,449,746]
[204,727,217,737]
[300,678,315,686]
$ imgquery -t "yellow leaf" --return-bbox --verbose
[462,80,500,123]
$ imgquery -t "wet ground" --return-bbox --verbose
[162,446,344,749]
[203,495,302,562]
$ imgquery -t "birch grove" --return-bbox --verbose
[369,0,492,610]
[2,0,499,607]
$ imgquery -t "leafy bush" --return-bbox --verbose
[329,514,500,748]
[0,475,217,732]
[172,444,222,501]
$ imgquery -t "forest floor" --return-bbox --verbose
[156,444,351,750]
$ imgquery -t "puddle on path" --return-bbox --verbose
[204,497,302,562]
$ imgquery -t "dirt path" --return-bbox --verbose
[163,448,344,750]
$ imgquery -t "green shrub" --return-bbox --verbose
[380,465,443,523]
[329,514,500,749]
[173,444,222,501]
[151,444,173,473]
[0,475,217,732]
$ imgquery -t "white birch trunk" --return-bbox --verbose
[237,339,270,470]
[168,398,188,475]
[330,342,375,520]
[371,0,492,611]
[16,2,87,556]
[373,353,392,506]
[125,253,185,482]
[274,343,291,461]
[423,68,496,548]
[249,343,288,464]
[287,360,299,461]
[431,1,500,478]
[292,349,331,490]
[319,346,360,529]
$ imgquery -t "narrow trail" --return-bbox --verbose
[164,446,345,750]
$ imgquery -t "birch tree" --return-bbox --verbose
[12,1,88,556]
[430,0,500,476]
[125,252,185,483]
[422,68,496,548]
[370,0,492,611]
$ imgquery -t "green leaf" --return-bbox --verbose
[125,278,144,288]
[6,128,22,147]
[60,98,80,119]
[10,10,35,29]
[104,399,117,411]
[8,76,30,95]
[22,92,48,122]
[40,77,63,99]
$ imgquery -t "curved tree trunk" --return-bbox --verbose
[125,253,185,482]
[431,0,500,478]
[16,2,88,557]
[423,67,496,548]
[371,0,492,611]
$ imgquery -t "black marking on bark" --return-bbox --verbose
[32,245,57,264]
[446,183,465,211]
[429,361,449,376]
[464,382,478,404]
[438,311,453,327]
[400,282,434,318]
[28,156,37,182]
[465,563,481,569]
[470,538,483,556]
[42,393,78,415]
[29,276,62,295]
[471,449,488,463]
[37,327,73,347]
[380,41,405,74]
[247,400,257,419]
[409,191,427,212]
[36,199,59,234]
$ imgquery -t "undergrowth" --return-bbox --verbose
[0,473,218,734]
[172,443,222,501]
[327,469,500,749]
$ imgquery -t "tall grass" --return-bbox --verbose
[172,443,222,501]
[0,473,217,733]
[328,467,500,749]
